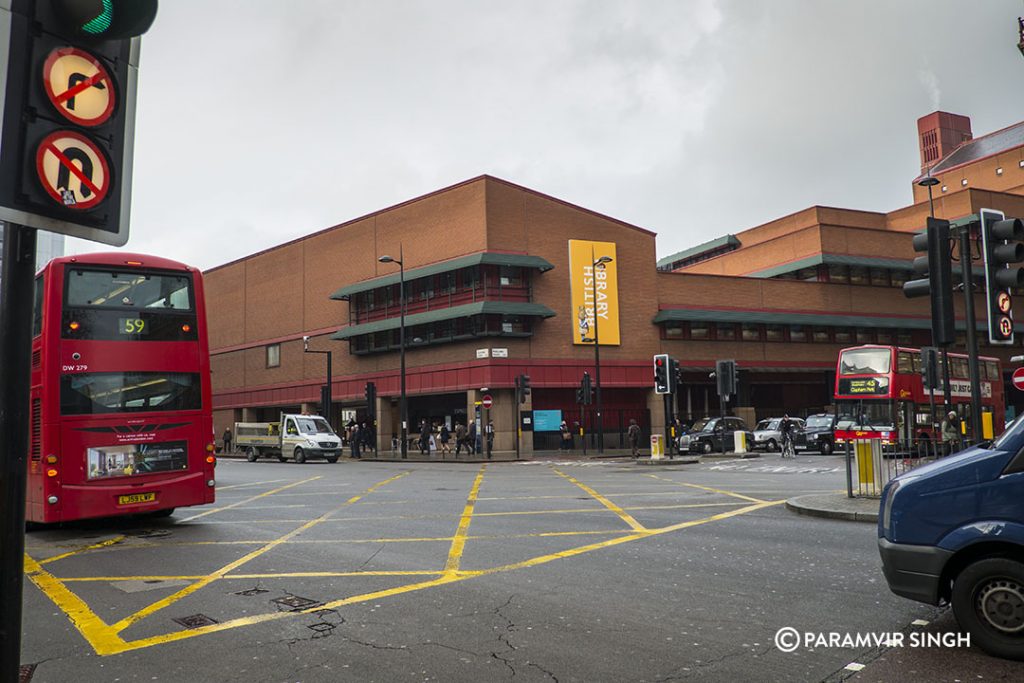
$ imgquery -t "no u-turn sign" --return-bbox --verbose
[35,130,111,210]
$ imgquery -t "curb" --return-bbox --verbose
[785,496,879,523]
[699,452,761,459]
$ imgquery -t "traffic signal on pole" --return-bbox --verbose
[903,217,955,347]
[654,354,671,394]
[669,357,681,394]
[715,359,737,398]
[581,371,593,405]
[0,0,158,246]
[518,374,531,403]
[364,381,377,419]
[920,346,939,392]
[980,209,1024,345]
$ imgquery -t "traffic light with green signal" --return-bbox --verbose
[0,0,158,245]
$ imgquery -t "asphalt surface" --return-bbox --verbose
[18,453,1014,682]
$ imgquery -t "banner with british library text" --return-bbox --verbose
[568,239,620,346]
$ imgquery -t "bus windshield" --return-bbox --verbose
[839,348,890,375]
[66,268,193,310]
[836,400,894,429]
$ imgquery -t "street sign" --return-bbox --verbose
[42,46,115,126]
[35,130,110,209]
[482,394,493,408]
[1012,367,1024,391]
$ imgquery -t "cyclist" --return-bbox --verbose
[780,414,796,458]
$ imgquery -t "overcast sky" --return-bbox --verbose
[64,0,1024,270]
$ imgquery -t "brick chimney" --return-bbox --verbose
[918,111,972,173]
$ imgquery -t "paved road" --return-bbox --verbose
[18,454,1007,682]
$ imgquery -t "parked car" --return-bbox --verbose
[795,413,837,454]
[752,417,805,452]
[685,417,755,454]
[878,414,1024,661]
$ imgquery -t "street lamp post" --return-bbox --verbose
[589,252,613,454]
[302,335,333,429]
[379,248,408,458]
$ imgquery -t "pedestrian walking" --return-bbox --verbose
[454,422,467,456]
[485,420,495,459]
[419,420,431,455]
[439,423,451,456]
[941,411,962,456]
[628,419,641,456]
[350,423,361,458]
[560,421,572,452]
[467,420,477,455]
[222,427,232,454]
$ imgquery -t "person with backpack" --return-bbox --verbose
[628,419,641,456]
[454,422,467,456]
[780,414,796,458]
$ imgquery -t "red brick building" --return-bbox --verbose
[204,111,1024,452]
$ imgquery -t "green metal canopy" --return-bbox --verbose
[330,253,555,300]
[745,254,915,279]
[332,301,556,340]
[652,307,1024,332]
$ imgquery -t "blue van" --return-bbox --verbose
[878,417,1024,660]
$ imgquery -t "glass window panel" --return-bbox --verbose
[790,325,806,342]
[266,344,280,368]
[812,327,830,343]
[849,267,868,286]
[765,325,785,341]
[690,323,710,340]
[741,324,761,341]
[854,327,875,344]
[834,328,852,343]
[828,265,849,284]
[716,323,737,340]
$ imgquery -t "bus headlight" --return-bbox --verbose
[207,479,215,487]
[47,495,58,504]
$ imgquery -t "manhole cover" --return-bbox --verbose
[272,595,320,612]
[173,614,219,629]
[19,664,36,683]
[235,587,269,597]
[308,622,335,633]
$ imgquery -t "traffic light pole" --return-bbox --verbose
[0,223,36,681]
[958,227,984,444]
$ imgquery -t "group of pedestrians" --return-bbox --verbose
[345,421,375,458]
[414,419,495,458]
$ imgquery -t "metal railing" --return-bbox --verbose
[844,436,950,498]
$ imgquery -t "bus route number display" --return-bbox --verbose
[838,378,887,395]
[118,318,147,335]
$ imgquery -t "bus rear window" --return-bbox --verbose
[839,349,890,375]
[60,372,201,415]
[66,268,193,310]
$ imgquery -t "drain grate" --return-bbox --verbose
[272,595,320,612]
[235,587,269,597]
[19,664,36,683]
[173,613,219,629]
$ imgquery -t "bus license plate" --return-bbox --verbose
[118,492,156,505]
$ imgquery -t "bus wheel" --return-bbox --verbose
[952,557,1024,661]
[820,440,833,455]
[150,508,175,518]
[246,447,258,462]
[326,455,339,464]
[294,448,306,464]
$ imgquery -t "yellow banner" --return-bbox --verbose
[568,240,620,345]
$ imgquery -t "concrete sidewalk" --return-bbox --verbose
[786,493,879,523]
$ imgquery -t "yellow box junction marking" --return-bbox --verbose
[176,474,323,523]
[26,467,785,656]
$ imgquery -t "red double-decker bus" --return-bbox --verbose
[27,253,216,523]
[834,344,1005,454]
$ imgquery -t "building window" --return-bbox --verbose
[765,325,785,342]
[266,343,280,368]
[855,328,875,344]
[812,327,831,343]
[664,323,683,338]
[849,267,868,286]
[834,328,852,343]
[795,267,818,282]
[897,331,913,345]
[890,271,907,288]
[790,325,807,342]
[869,269,890,287]
[715,323,737,340]
[741,323,762,341]
[828,265,849,284]
[690,322,710,340]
